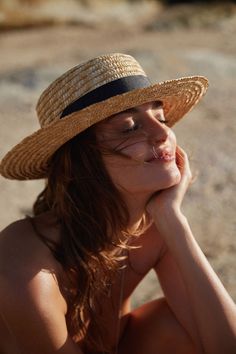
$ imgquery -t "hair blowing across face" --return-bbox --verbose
[32,127,131,352]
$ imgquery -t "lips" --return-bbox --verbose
[146,148,175,162]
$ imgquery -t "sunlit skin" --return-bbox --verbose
[95,101,181,227]
[0,102,236,354]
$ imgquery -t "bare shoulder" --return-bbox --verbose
[0,218,72,353]
[0,218,38,275]
[0,217,60,277]
[0,216,66,311]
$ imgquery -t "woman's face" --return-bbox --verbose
[95,101,181,198]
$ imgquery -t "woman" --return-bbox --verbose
[0,53,235,354]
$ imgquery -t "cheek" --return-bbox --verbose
[121,129,178,160]
[169,129,177,147]
[102,154,135,174]
[101,129,179,193]
[102,154,140,189]
[119,141,150,161]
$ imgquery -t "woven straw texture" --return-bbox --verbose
[36,53,146,127]
[0,53,208,180]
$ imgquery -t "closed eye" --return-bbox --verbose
[122,123,142,134]
[158,119,169,125]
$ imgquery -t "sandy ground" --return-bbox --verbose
[0,4,236,306]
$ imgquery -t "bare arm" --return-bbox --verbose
[147,147,236,354]
[0,270,84,354]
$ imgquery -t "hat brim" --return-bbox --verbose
[0,76,208,180]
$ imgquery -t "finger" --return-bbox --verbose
[175,146,187,172]
[176,146,192,182]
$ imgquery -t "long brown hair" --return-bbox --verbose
[33,127,130,352]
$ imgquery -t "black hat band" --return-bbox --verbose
[60,75,151,119]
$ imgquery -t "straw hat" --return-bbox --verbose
[0,53,208,180]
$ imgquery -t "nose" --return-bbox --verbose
[145,112,170,145]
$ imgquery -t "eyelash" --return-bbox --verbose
[159,119,169,125]
[123,119,169,134]
[123,123,141,133]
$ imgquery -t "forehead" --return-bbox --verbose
[101,100,163,125]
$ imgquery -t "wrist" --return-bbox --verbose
[152,205,188,229]
[151,201,184,218]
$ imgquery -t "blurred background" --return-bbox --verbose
[0,0,236,306]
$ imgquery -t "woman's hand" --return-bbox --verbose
[146,146,192,218]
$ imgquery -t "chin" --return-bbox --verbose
[108,161,182,196]
[125,168,181,196]
[165,167,181,187]
[149,164,181,190]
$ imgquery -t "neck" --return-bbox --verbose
[123,192,151,234]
